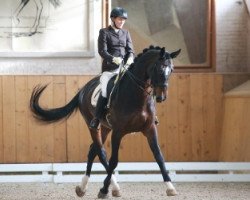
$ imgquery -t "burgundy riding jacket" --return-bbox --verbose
[98,26,134,72]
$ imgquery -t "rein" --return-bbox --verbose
[125,69,153,96]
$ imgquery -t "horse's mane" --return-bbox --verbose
[130,45,162,69]
[134,45,161,62]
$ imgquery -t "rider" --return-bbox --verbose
[89,7,134,130]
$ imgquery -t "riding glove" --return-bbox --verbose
[112,57,123,65]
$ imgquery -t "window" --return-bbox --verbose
[109,0,215,71]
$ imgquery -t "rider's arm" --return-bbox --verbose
[98,29,113,62]
[125,31,134,59]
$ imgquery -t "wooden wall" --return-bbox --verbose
[220,81,250,161]
[0,73,239,164]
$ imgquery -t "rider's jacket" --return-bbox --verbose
[98,26,134,72]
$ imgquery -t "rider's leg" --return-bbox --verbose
[89,95,107,130]
[89,71,116,130]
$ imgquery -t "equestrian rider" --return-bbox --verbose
[89,7,134,130]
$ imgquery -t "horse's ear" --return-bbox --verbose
[160,47,165,58]
[170,49,181,58]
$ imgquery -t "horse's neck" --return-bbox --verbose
[114,51,158,108]
[118,64,151,106]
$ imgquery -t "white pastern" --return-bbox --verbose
[111,174,120,191]
[80,174,89,192]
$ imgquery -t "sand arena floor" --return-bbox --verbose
[0,182,249,200]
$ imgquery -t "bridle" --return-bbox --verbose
[125,69,153,96]
[124,58,173,96]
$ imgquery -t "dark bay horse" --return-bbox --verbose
[30,46,181,198]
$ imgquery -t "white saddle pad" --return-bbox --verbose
[91,84,101,107]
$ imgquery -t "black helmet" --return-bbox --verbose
[110,7,128,19]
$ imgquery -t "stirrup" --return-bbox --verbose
[89,118,100,130]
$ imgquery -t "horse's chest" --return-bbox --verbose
[109,109,152,131]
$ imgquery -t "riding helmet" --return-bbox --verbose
[110,7,128,19]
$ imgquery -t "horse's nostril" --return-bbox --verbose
[156,96,162,102]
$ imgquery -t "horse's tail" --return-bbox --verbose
[49,0,61,9]
[30,84,79,123]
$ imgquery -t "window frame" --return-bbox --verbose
[104,0,216,72]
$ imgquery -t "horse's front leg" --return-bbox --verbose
[98,131,122,199]
[143,125,178,196]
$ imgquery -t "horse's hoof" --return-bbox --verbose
[75,186,86,197]
[112,190,121,197]
[98,191,109,199]
[166,188,178,196]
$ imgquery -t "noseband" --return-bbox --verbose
[125,60,172,96]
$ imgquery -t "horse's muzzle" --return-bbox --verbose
[156,95,166,102]
[154,86,167,102]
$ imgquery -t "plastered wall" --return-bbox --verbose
[216,0,249,72]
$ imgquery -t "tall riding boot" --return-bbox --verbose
[89,96,107,130]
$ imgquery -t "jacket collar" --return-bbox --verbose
[108,25,125,35]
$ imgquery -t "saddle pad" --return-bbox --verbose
[91,84,101,107]
[91,75,117,107]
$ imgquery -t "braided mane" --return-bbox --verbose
[134,45,162,63]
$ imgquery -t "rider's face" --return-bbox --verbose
[113,17,126,29]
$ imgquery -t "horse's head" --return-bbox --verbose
[149,47,181,102]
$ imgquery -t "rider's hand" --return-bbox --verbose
[125,57,134,66]
[112,57,123,65]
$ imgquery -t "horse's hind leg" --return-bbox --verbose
[76,126,121,197]
[30,0,43,34]
[13,0,30,25]
[143,125,177,196]
[76,126,109,197]
[98,131,122,199]
[76,143,97,197]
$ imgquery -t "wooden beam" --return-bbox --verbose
[245,0,250,15]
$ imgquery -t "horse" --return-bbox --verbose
[13,0,61,35]
[30,45,181,198]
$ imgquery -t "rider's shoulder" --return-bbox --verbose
[99,26,113,33]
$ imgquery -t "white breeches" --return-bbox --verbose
[100,68,120,98]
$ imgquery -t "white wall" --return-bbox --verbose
[216,0,249,72]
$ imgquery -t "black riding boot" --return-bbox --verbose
[89,96,107,130]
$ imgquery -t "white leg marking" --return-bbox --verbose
[165,181,175,190]
[111,174,120,191]
[80,174,89,192]
[165,181,178,196]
